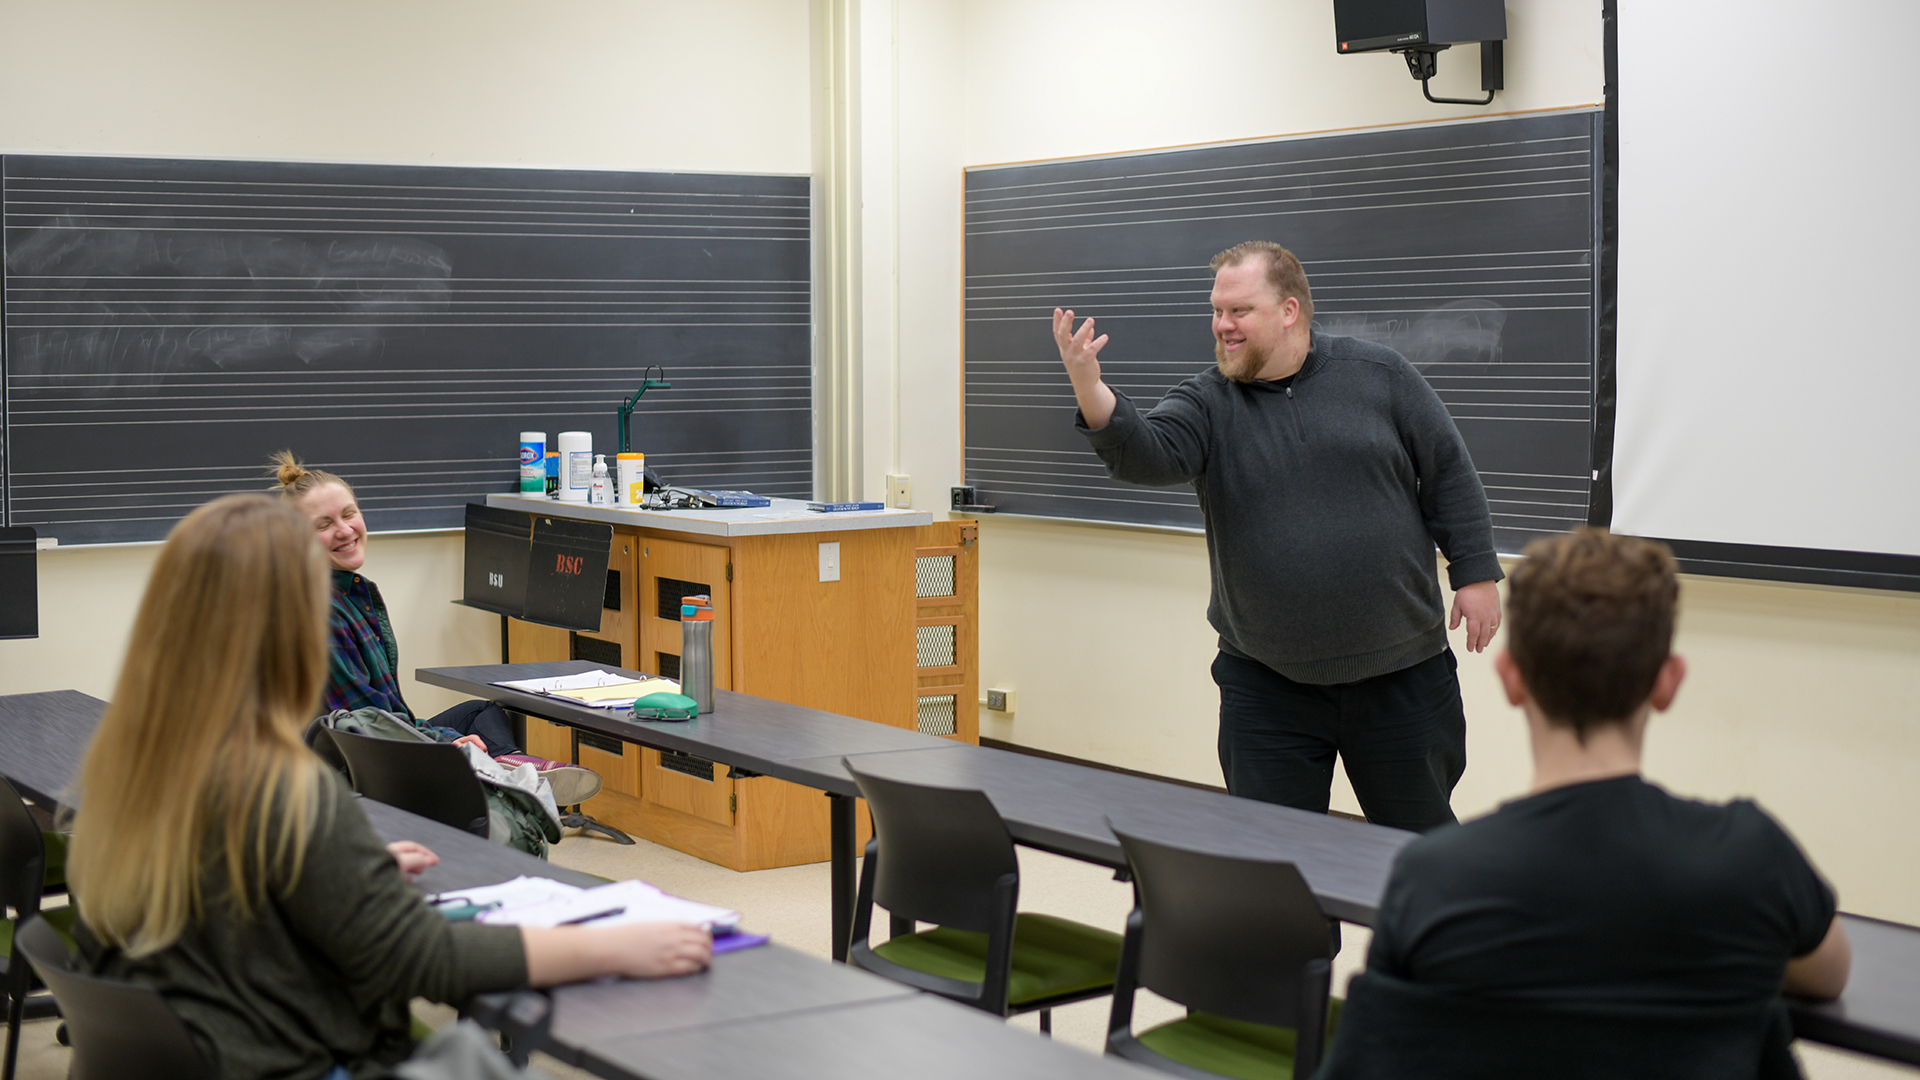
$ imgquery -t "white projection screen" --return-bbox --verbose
[1612,0,1920,585]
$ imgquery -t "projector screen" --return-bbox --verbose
[1611,0,1920,569]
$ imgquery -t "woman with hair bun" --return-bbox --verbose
[67,494,708,1080]
[268,452,590,801]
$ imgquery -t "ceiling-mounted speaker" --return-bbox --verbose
[1333,0,1507,54]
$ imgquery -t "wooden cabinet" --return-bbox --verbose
[638,537,732,689]
[499,500,977,871]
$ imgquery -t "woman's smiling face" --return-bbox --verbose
[295,481,367,572]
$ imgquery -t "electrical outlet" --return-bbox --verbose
[886,473,911,508]
[818,541,841,582]
[985,688,1015,713]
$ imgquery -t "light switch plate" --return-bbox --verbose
[819,541,841,582]
[886,473,911,509]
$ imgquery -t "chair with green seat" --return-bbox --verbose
[1105,818,1337,1080]
[842,760,1123,1034]
[0,777,79,1080]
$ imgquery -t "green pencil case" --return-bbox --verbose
[632,692,698,721]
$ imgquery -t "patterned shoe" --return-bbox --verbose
[537,764,602,807]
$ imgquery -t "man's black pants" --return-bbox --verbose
[1213,648,1466,833]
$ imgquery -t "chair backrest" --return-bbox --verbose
[1111,821,1332,1026]
[15,916,210,1080]
[0,777,48,922]
[329,729,490,837]
[301,716,350,776]
[1315,969,1798,1080]
[843,762,1019,932]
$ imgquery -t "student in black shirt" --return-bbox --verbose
[1321,528,1848,1078]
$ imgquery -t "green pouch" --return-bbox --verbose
[632,692,698,721]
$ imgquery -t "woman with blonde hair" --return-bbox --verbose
[66,495,708,1080]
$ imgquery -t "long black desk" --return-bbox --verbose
[415,661,960,961]
[417,662,1417,941]
[359,797,1159,1080]
[366,771,1160,1080]
[7,686,1919,1068]
[0,689,105,806]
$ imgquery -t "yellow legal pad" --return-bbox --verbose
[550,677,680,703]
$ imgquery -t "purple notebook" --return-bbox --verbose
[712,930,770,955]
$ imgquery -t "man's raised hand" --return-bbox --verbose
[1053,308,1118,429]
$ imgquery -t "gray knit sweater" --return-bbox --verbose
[1078,332,1502,685]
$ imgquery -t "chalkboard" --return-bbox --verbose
[1,155,811,545]
[963,111,1600,556]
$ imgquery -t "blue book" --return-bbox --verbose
[686,489,772,508]
[808,500,885,513]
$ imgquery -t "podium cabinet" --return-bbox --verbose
[494,496,977,871]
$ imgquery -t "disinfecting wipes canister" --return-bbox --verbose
[519,432,546,494]
[617,452,645,505]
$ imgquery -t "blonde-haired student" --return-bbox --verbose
[66,494,709,1080]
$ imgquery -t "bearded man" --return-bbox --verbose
[1054,241,1502,832]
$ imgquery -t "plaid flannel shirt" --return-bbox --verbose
[324,569,415,721]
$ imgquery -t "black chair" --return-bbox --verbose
[1314,968,1801,1080]
[1106,820,1336,1080]
[843,761,1122,1034]
[329,729,490,837]
[14,916,209,1080]
[301,716,351,776]
[0,777,75,1080]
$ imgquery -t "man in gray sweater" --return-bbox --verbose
[1055,241,1502,831]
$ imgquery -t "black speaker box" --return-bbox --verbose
[1334,0,1506,53]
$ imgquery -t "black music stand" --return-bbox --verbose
[0,529,38,640]
[457,505,630,844]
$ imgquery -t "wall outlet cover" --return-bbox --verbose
[985,688,1014,712]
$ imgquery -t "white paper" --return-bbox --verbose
[477,879,740,933]
[493,670,630,693]
[492,671,682,709]
[431,875,582,910]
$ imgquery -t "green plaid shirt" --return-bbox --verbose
[324,569,414,721]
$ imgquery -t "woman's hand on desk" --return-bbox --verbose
[386,840,439,881]
[451,734,487,751]
[522,922,713,985]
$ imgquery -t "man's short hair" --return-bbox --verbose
[1210,241,1315,323]
[1506,527,1679,739]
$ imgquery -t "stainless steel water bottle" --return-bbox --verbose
[680,594,715,713]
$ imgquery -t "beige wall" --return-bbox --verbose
[0,0,813,172]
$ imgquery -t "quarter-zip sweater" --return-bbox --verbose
[1078,332,1502,685]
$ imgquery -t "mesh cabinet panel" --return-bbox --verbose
[916,695,958,736]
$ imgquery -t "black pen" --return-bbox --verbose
[558,906,626,926]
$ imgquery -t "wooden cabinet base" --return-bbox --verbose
[502,511,951,872]
[569,774,861,872]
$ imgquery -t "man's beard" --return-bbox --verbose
[1215,339,1269,383]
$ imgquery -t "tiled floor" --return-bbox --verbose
[11,824,1915,1079]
